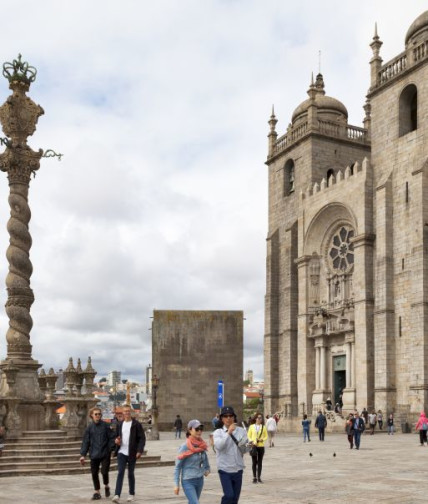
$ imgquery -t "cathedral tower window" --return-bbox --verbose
[284,159,295,195]
[328,226,354,271]
[399,84,417,137]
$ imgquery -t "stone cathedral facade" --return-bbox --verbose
[264,11,428,425]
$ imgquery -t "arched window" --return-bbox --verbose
[284,159,295,195]
[399,84,417,137]
[326,169,335,185]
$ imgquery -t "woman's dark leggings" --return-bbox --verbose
[251,446,265,478]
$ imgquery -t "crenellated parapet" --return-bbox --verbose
[299,157,371,202]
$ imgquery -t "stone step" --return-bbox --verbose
[0,452,154,464]
[21,430,68,437]
[0,455,162,469]
[0,457,175,478]
[3,447,80,456]
[5,440,81,448]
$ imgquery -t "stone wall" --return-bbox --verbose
[152,310,243,430]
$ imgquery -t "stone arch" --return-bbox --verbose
[303,203,357,257]
[399,83,417,137]
[284,158,295,195]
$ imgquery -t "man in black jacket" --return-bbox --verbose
[112,405,145,503]
[80,407,116,500]
[315,410,327,441]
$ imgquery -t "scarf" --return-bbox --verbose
[177,436,208,460]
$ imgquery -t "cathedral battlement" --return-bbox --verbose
[299,157,370,202]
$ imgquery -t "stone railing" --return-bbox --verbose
[378,51,407,85]
[413,40,428,63]
[272,120,368,157]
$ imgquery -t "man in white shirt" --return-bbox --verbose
[112,405,145,503]
[213,406,248,504]
[265,415,277,447]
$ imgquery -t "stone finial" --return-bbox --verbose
[268,105,278,157]
[369,23,383,87]
[2,54,37,88]
[76,358,83,374]
[336,170,343,182]
[328,173,335,186]
[315,73,325,95]
[362,157,370,171]
[344,166,351,179]
[313,182,320,193]
[320,178,327,190]
[354,161,361,173]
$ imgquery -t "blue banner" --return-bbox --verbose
[217,380,224,408]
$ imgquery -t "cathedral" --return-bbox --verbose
[264,11,428,425]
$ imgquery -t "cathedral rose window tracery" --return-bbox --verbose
[328,226,354,272]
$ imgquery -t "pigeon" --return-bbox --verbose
[333,452,336,457]
[309,453,313,457]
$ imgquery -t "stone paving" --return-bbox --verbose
[5,430,428,503]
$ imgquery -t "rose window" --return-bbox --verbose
[329,227,354,271]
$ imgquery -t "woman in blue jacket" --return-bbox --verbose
[174,419,210,504]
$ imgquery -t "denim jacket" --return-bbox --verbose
[174,442,210,486]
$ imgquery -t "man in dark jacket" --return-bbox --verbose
[80,407,116,500]
[112,405,145,503]
[315,410,327,441]
[353,411,366,449]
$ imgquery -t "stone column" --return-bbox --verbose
[315,347,320,390]
[0,55,45,432]
[346,342,351,387]
[296,255,315,416]
[320,345,326,390]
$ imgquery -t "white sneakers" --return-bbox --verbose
[112,493,135,502]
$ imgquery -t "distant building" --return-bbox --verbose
[245,370,254,385]
[152,310,244,429]
[107,370,121,388]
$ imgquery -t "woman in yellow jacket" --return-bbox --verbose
[248,414,268,483]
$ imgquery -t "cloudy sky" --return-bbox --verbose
[0,1,425,383]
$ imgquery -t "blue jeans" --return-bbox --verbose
[218,470,243,504]
[182,476,204,504]
[354,430,362,449]
[318,427,325,441]
[303,429,310,442]
[114,453,136,497]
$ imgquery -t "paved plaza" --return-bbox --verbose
[6,431,428,503]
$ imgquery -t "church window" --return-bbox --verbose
[284,159,295,195]
[399,84,417,137]
[328,227,354,271]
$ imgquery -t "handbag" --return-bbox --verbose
[250,425,264,456]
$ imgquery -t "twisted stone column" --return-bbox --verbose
[0,55,45,432]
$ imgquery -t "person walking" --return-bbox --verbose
[315,410,327,441]
[174,415,183,439]
[345,413,354,449]
[265,415,277,447]
[377,410,383,430]
[387,413,394,435]
[415,411,428,446]
[368,411,377,435]
[213,406,249,504]
[174,419,210,504]
[248,413,268,483]
[353,411,365,450]
[80,407,116,500]
[302,414,311,443]
[112,405,145,503]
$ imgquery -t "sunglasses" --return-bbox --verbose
[93,413,102,416]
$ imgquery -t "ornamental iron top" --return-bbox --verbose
[3,54,37,86]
